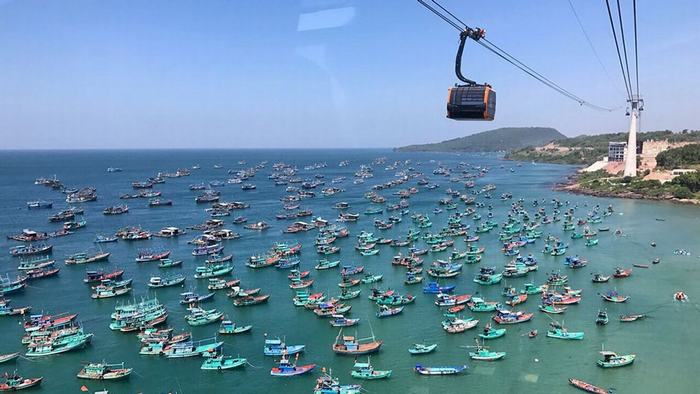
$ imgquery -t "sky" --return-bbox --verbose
[0,0,698,149]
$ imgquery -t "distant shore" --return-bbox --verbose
[554,172,700,206]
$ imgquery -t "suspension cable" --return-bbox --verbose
[616,0,633,99]
[604,0,632,101]
[632,0,640,96]
[417,0,617,111]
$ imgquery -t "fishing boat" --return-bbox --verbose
[91,279,132,299]
[597,351,636,368]
[330,314,359,327]
[423,282,455,294]
[84,270,123,283]
[194,263,233,279]
[0,373,42,391]
[0,303,31,316]
[10,244,53,257]
[600,290,629,303]
[77,362,132,380]
[414,364,467,375]
[547,324,584,340]
[473,272,502,285]
[338,289,361,300]
[493,310,534,324]
[0,353,19,364]
[350,357,392,380]
[434,293,471,307]
[163,337,223,358]
[263,337,305,356]
[619,314,646,322]
[26,330,94,357]
[158,258,182,268]
[94,234,118,243]
[218,319,252,334]
[65,251,110,265]
[595,310,609,325]
[185,308,224,326]
[180,291,215,304]
[467,339,506,361]
[208,278,240,291]
[376,305,403,318]
[568,378,610,394]
[613,267,632,278]
[233,294,270,306]
[148,275,185,288]
[135,249,170,263]
[270,353,316,377]
[201,355,247,370]
[441,314,478,333]
[591,273,611,283]
[408,342,437,355]
[479,324,506,340]
[332,329,382,355]
[313,372,362,394]
[315,259,340,270]
[467,297,500,312]
[539,304,567,314]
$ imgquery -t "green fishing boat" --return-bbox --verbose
[521,283,545,295]
[361,274,383,284]
[26,332,93,357]
[201,355,247,370]
[338,289,361,300]
[479,325,506,340]
[194,263,233,279]
[585,238,599,246]
[547,327,584,340]
[350,357,392,380]
[473,273,502,285]
[408,342,437,355]
[597,351,635,368]
[467,339,506,361]
[185,308,224,326]
[315,259,340,270]
[468,297,500,312]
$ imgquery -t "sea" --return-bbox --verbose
[0,149,698,394]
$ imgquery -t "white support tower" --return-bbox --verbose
[623,95,643,177]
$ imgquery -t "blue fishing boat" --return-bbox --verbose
[263,337,305,356]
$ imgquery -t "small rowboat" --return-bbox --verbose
[568,378,610,394]
[414,364,467,375]
[632,264,649,269]
[0,353,19,364]
[528,330,538,338]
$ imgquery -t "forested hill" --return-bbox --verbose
[395,127,565,152]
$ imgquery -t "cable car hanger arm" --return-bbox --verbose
[455,28,486,85]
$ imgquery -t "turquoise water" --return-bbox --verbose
[1,149,699,393]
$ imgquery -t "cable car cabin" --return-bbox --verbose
[446,85,496,121]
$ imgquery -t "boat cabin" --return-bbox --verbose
[158,227,185,237]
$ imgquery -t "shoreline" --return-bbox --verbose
[554,172,700,206]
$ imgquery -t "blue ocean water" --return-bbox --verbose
[0,149,699,393]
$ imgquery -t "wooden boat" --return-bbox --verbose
[633,264,649,268]
[158,258,183,268]
[10,244,53,257]
[185,308,224,326]
[91,280,132,299]
[135,250,170,263]
[539,304,567,314]
[0,304,31,316]
[468,339,506,361]
[180,291,215,304]
[218,319,252,334]
[493,310,534,324]
[233,294,270,306]
[26,331,94,357]
[350,357,392,380]
[208,278,240,290]
[423,282,455,294]
[65,251,110,265]
[0,353,19,364]
[313,372,362,394]
[600,290,629,303]
[332,329,382,355]
[479,325,506,340]
[441,315,478,333]
[77,362,132,380]
[528,330,538,338]
[434,294,471,307]
[568,378,610,394]
[613,267,632,278]
[596,310,609,325]
[148,275,185,288]
[506,294,527,307]
[547,327,584,340]
[24,267,60,280]
[194,263,233,279]
[338,289,361,300]
[270,353,316,377]
[376,305,403,318]
[84,270,123,283]
[329,314,359,327]
[597,351,635,368]
[619,314,646,322]
[591,273,610,283]
[315,259,340,270]
[163,338,223,358]
[408,343,437,355]
[361,274,383,284]
[264,337,305,356]
[201,355,247,370]
[414,364,467,375]
[0,374,42,391]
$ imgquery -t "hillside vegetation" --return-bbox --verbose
[395,127,565,152]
